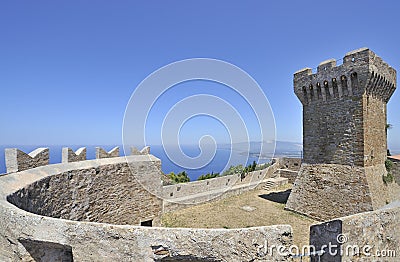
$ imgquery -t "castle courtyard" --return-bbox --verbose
[161,184,316,248]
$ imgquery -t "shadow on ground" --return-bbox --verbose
[258,189,291,204]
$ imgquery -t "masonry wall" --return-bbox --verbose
[302,97,364,166]
[310,204,400,261]
[363,96,387,166]
[391,159,400,185]
[286,163,400,221]
[0,206,294,261]
[0,156,294,261]
[5,148,49,173]
[285,164,373,221]
[7,157,163,226]
[162,160,281,206]
[276,158,301,183]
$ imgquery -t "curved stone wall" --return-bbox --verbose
[6,156,163,225]
[0,153,294,261]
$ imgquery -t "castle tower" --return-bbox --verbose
[286,48,397,220]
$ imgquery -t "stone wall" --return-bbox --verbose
[6,156,164,226]
[286,164,373,221]
[388,157,400,185]
[96,146,120,159]
[0,206,293,261]
[61,147,86,163]
[131,146,151,155]
[279,157,301,170]
[285,163,400,221]
[309,204,400,261]
[0,156,294,261]
[278,170,298,184]
[277,158,301,183]
[302,97,364,166]
[162,159,282,208]
[5,148,49,173]
[363,95,388,166]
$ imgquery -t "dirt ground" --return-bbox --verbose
[161,184,316,248]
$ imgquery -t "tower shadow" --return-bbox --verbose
[258,189,291,204]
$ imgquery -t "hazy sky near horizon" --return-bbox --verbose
[1,1,400,150]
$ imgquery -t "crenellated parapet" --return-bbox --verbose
[1,146,153,174]
[62,147,86,163]
[5,148,49,173]
[294,48,396,105]
[95,146,119,159]
[130,146,151,155]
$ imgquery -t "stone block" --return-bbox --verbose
[95,146,119,159]
[5,148,49,173]
[61,147,86,163]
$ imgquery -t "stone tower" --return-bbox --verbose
[286,48,397,220]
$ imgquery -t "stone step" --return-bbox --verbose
[262,181,275,190]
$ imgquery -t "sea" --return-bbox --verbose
[0,144,302,181]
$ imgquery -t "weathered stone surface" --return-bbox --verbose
[388,156,400,185]
[95,146,119,159]
[130,146,141,155]
[0,205,293,261]
[5,148,49,173]
[140,146,151,155]
[131,146,151,155]
[309,204,400,261]
[279,158,301,171]
[62,147,86,163]
[6,156,163,226]
[286,164,373,221]
[278,169,298,184]
[277,158,301,183]
[286,164,400,221]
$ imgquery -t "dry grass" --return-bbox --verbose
[161,184,316,248]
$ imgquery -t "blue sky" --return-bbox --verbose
[1,1,399,151]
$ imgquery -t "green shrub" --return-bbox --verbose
[383,173,394,184]
[197,172,220,181]
[222,164,244,176]
[166,171,190,184]
[255,162,271,171]
[385,159,393,172]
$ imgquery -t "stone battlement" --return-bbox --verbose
[5,148,49,173]
[3,146,150,174]
[294,48,396,105]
